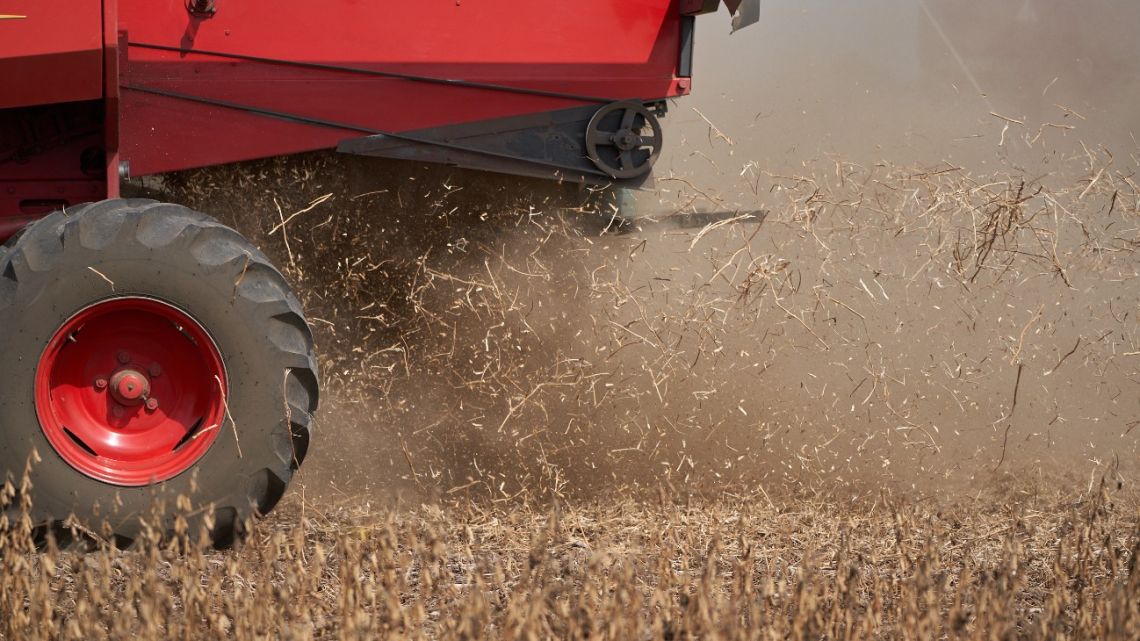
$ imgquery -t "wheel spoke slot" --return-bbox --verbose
[62,428,98,458]
[173,417,206,452]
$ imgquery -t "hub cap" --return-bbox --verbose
[34,297,228,486]
[110,369,150,405]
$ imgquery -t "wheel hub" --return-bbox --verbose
[34,297,227,487]
[615,129,638,151]
[110,369,150,405]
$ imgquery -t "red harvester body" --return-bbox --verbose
[0,0,755,545]
[1,0,754,239]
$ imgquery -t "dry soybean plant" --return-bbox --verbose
[2,469,1138,640]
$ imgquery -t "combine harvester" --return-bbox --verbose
[0,0,757,545]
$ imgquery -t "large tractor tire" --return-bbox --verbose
[0,199,318,547]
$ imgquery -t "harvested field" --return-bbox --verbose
[2,478,1138,640]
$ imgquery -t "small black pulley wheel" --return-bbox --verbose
[585,101,663,180]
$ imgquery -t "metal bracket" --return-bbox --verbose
[186,0,217,18]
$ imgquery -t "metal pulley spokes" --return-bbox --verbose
[34,297,228,486]
[585,101,663,179]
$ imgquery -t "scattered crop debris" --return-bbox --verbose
[4,117,1137,640]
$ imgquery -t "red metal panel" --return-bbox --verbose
[0,1,103,108]
[103,0,122,198]
[122,0,681,66]
[118,0,689,176]
[0,129,108,231]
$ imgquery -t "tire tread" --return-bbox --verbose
[0,199,318,549]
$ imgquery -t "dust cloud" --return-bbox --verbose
[149,0,1138,504]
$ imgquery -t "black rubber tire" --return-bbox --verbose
[0,199,318,548]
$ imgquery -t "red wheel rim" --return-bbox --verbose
[35,297,228,487]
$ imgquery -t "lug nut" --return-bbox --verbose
[149,363,163,377]
[94,377,108,390]
[145,398,159,412]
[117,351,130,364]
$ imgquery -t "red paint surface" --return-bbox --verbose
[0,130,108,231]
[35,298,227,487]
[3,1,699,234]
[117,0,688,174]
[0,1,103,108]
